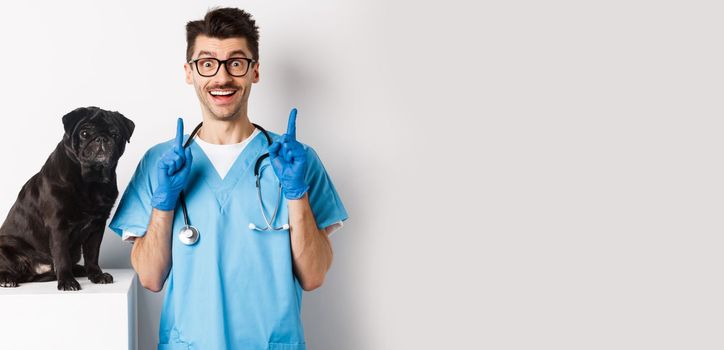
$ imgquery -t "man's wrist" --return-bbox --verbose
[151,208,176,219]
[151,191,180,211]
[283,184,310,200]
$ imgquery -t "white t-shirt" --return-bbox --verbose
[121,130,343,241]
[194,128,260,180]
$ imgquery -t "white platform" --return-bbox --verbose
[0,268,137,350]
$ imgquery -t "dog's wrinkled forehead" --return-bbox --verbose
[62,106,135,142]
[84,111,116,131]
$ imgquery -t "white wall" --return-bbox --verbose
[0,1,721,349]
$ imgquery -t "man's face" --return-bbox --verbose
[184,35,260,121]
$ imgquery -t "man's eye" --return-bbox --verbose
[230,60,242,67]
[202,61,214,68]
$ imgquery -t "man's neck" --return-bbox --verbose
[197,114,256,145]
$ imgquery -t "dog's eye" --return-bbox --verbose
[80,131,89,138]
[111,133,120,139]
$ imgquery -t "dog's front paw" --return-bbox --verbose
[89,272,113,284]
[0,273,18,288]
[57,278,81,291]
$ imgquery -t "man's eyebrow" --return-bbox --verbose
[195,50,249,59]
[197,50,216,58]
[228,50,248,58]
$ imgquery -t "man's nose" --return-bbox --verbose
[214,64,234,83]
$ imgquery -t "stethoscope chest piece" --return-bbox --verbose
[178,225,200,246]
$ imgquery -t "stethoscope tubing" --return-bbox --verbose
[177,121,286,245]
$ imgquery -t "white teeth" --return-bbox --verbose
[210,90,235,96]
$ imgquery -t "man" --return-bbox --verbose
[109,7,348,350]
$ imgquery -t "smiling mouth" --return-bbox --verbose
[208,89,238,104]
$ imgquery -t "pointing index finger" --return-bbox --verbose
[176,118,184,150]
[286,108,297,139]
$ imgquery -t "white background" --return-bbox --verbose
[0,1,721,349]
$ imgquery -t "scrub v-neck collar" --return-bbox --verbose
[188,130,267,212]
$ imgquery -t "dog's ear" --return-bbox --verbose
[62,107,91,137]
[115,113,135,143]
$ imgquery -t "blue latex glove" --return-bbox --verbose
[269,108,309,200]
[151,118,193,211]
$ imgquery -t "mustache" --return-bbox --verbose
[206,85,240,90]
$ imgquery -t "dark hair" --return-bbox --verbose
[185,7,260,62]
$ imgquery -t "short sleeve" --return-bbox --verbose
[109,151,154,239]
[303,146,349,231]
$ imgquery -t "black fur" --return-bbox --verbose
[0,106,134,291]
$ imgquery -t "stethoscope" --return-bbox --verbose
[177,122,289,246]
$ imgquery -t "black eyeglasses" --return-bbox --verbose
[188,57,257,77]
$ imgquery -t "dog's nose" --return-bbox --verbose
[94,136,111,152]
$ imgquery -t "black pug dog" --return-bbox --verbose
[0,106,134,291]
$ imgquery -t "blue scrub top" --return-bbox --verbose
[109,130,348,350]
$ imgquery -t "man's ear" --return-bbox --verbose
[116,113,135,143]
[62,107,92,137]
[184,63,193,85]
[252,61,260,83]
